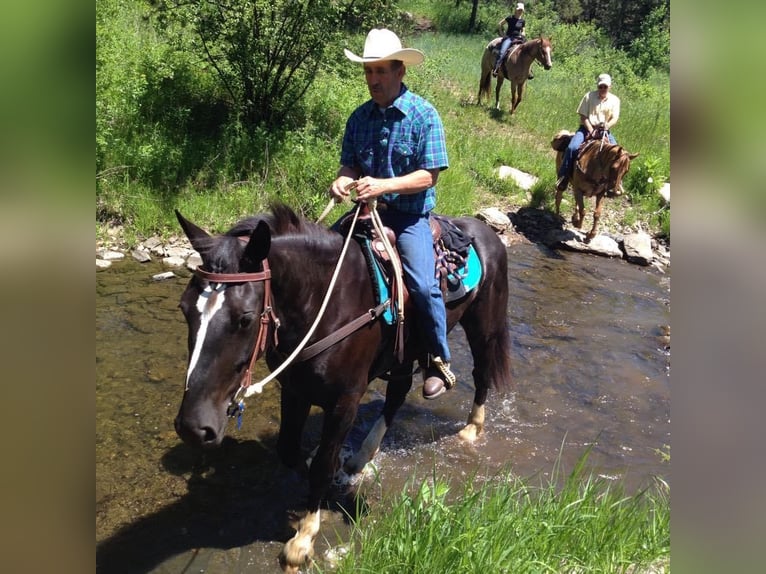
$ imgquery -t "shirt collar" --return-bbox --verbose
[365,84,412,119]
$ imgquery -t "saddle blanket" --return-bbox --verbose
[361,240,482,325]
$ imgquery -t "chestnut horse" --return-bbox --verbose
[478,36,552,113]
[173,203,512,572]
[551,130,639,241]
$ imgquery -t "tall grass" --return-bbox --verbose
[324,449,670,573]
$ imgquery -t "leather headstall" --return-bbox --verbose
[194,259,280,390]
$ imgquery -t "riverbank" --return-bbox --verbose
[96,198,670,275]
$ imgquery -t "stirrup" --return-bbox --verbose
[431,356,456,389]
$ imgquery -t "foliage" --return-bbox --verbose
[96,2,669,241]
[626,3,670,75]
[153,0,398,131]
[327,449,670,573]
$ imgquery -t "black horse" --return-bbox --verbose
[174,202,512,572]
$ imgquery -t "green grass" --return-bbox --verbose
[322,449,670,573]
[97,26,669,245]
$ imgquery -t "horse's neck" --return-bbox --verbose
[512,41,536,65]
[580,143,617,176]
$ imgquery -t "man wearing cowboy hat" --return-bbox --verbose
[329,28,455,400]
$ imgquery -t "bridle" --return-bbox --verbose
[193,258,280,417]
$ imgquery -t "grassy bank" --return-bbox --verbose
[96,29,669,246]
[323,451,669,573]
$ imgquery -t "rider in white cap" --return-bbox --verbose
[493,3,529,77]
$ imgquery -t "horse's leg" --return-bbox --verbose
[457,260,512,442]
[572,189,585,229]
[344,364,414,475]
[494,76,504,110]
[512,81,524,114]
[277,385,312,470]
[554,153,564,216]
[586,194,604,241]
[280,390,363,573]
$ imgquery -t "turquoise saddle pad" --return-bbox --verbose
[364,242,482,325]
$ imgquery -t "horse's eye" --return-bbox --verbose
[238,312,255,329]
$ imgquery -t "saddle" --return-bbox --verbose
[336,209,482,324]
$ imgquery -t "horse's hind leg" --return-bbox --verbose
[494,77,504,110]
[344,364,414,475]
[458,271,512,442]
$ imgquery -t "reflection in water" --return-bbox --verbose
[96,243,669,573]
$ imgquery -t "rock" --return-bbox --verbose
[152,271,176,281]
[658,182,670,204]
[163,256,186,267]
[545,228,622,257]
[496,166,539,190]
[96,259,112,269]
[622,232,654,266]
[142,236,163,250]
[476,207,511,232]
[131,249,152,263]
[186,251,202,271]
[96,249,125,261]
[165,245,193,259]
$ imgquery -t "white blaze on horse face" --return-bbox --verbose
[185,283,227,390]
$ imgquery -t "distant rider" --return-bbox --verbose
[492,3,529,78]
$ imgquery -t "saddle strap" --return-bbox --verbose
[295,299,391,362]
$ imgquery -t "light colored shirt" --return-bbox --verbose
[577,90,621,129]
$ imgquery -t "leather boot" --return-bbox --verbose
[422,356,456,400]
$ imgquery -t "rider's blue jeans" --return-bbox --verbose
[558,127,617,178]
[379,210,451,362]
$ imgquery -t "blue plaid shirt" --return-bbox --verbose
[340,84,449,215]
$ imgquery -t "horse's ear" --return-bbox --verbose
[242,220,271,268]
[628,152,640,160]
[176,210,211,253]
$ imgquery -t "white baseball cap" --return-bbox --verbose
[597,73,612,87]
[516,3,525,10]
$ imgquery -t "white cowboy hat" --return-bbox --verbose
[343,28,424,66]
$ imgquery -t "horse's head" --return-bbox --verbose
[606,147,639,196]
[537,37,553,70]
[174,210,273,448]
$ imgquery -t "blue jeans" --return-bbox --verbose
[558,127,617,178]
[378,210,451,362]
[495,37,522,69]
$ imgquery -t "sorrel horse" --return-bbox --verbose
[551,130,639,241]
[478,36,552,113]
[174,203,512,572]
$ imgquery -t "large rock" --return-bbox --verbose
[622,232,654,266]
[545,228,623,257]
[476,207,511,232]
[495,166,539,190]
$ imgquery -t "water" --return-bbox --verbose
[96,242,670,573]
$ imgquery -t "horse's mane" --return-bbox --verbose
[226,202,330,239]
[212,202,339,271]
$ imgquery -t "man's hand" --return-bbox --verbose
[329,176,356,202]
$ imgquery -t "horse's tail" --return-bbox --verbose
[478,53,493,102]
[484,327,514,394]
